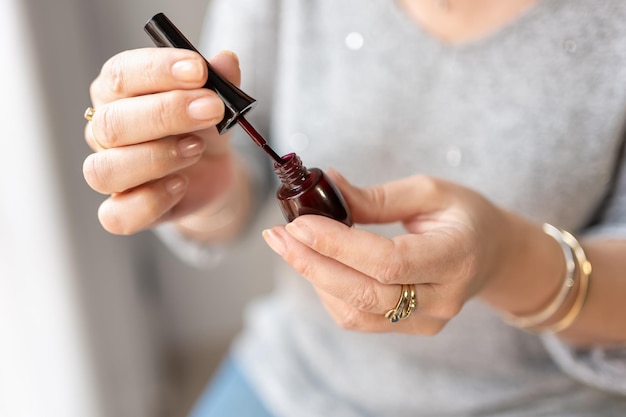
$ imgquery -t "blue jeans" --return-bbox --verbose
[188,357,275,417]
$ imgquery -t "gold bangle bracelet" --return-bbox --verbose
[503,223,577,328]
[537,229,592,333]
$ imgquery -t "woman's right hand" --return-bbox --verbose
[83,48,243,235]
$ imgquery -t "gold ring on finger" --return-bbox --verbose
[384,284,416,323]
[84,107,108,150]
[84,106,96,122]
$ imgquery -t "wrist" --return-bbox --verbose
[480,216,592,334]
[175,156,252,242]
[478,213,565,319]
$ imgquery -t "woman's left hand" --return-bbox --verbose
[262,171,524,334]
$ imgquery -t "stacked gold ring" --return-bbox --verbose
[385,284,416,323]
[84,107,96,122]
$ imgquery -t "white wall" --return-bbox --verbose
[0,1,275,416]
[0,1,101,416]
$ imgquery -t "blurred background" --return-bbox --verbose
[0,0,275,416]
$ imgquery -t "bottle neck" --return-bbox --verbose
[274,153,310,187]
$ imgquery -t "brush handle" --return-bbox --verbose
[144,12,256,133]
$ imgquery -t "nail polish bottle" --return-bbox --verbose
[274,153,352,226]
[145,13,352,226]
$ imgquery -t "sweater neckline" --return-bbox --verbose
[385,0,552,52]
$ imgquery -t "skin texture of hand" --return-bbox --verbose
[262,170,525,335]
[83,48,245,235]
[263,171,626,345]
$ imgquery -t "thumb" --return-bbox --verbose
[207,50,241,86]
[327,170,449,224]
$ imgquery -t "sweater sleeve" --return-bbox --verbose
[542,335,626,395]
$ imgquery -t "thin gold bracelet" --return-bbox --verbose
[503,223,577,328]
[536,229,592,333]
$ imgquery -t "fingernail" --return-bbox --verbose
[216,50,239,65]
[172,59,204,83]
[165,176,186,196]
[285,221,314,245]
[177,136,205,158]
[188,96,223,121]
[262,228,286,256]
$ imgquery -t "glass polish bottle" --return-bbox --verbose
[274,153,352,226]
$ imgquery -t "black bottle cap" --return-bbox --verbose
[144,12,256,134]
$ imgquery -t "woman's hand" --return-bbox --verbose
[83,48,244,235]
[261,171,553,334]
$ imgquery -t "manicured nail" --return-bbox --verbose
[262,228,286,256]
[188,96,223,121]
[172,59,204,83]
[165,176,186,196]
[285,221,314,246]
[176,136,204,158]
[216,50,239,65]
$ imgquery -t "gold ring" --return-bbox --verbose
[84,107,96,122]
[384,284,416,323]
[83,107,107,149]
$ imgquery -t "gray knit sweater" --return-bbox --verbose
[191,0,626,415]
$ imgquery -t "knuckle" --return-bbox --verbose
[101,53,129,97]
[335,309,362,330]
[377,246,409,284]
[285,251,315,279]
[460,250,480,281]
[96,105,123,148]
[365,186,389,221]
[414,175,443,198]
[346,283,380,312]
[376,237,416,285]
[152,92,180,133]
[318,234,344,259]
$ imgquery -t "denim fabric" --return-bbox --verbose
[189,357,275,417]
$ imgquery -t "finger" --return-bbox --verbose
[90,48,240,105]
[264,226,465,323]
[207,50,241,88]
[90,48,203,106]
[316,289,449,335]
[284,216,400,281]
[90,48,239,105]
[98,174,188,235]
[263,226,409,315]
[286,216,432,284]
[86,49,241,149]
[89,88,224,149]
[83,135,205,194]
[327,170,450,225]
[263,226,389,313]
[84,121,107,152]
